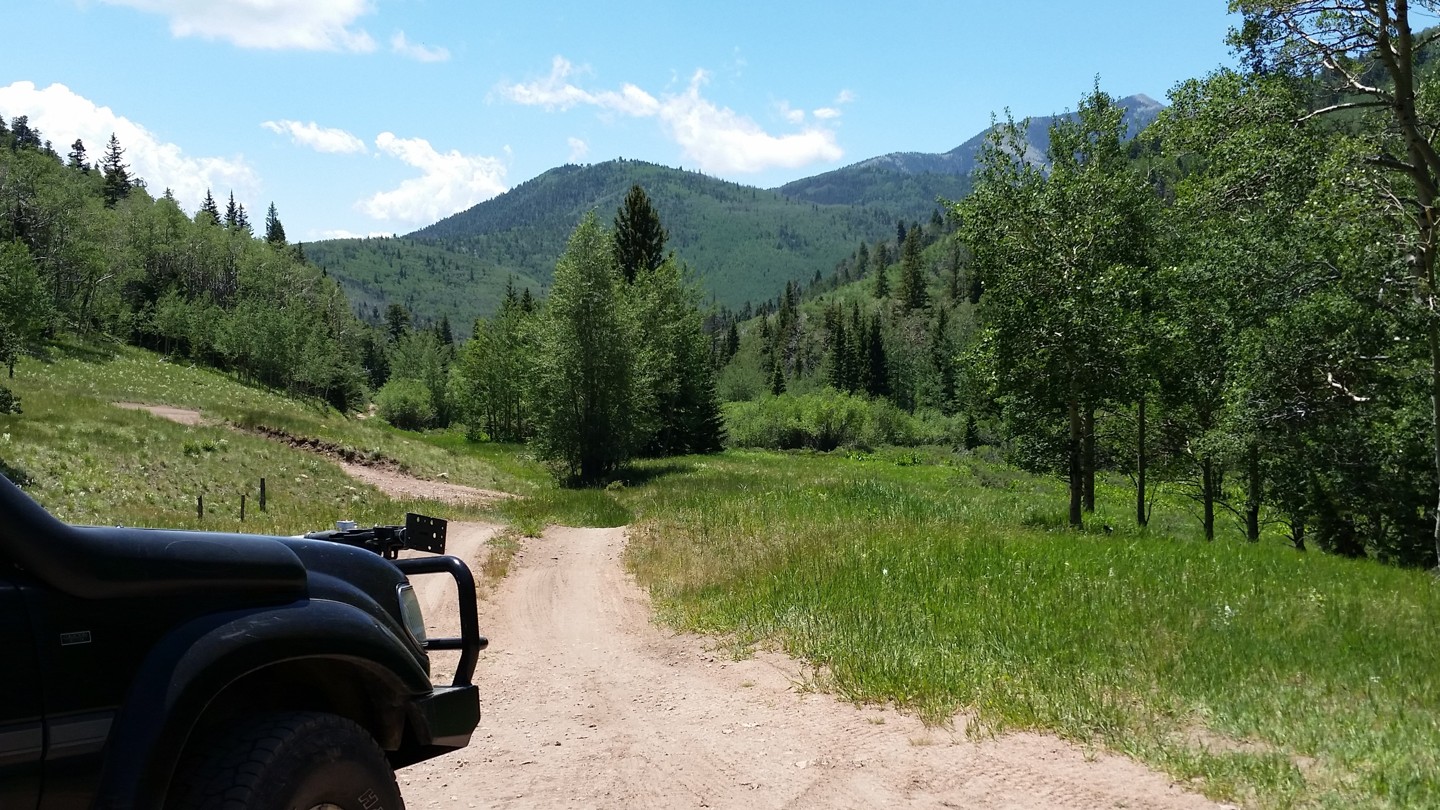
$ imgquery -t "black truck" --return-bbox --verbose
[0,472,486,809]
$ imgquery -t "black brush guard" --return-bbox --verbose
[305,514,487,686]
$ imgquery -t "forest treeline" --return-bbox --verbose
[0,125,719,482]
[710,5,1440,569]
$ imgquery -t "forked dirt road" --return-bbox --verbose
[400,524,1229,810]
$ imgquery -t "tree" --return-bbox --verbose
[613,184,667,284]
[100,133,131,207]
[628,257,725,455]
[1231,0,1440,559]
[384,303,411,341]
[264,202,287,245]
[871,243,891,298]
[67,139,88,172]
[224,192,240,229]
[198,190,221,225]
[531,213,637,483]
[955,87,1153,527]
[899,226,928,311]
[864,312,889,398]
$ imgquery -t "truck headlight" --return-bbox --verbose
[397,584,427,646]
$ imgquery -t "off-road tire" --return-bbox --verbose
[167,711,404,810]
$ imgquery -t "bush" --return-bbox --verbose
[374,378,435,431]
[723,389,961,451]
[0,385,19,415]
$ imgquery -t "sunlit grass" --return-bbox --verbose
[0,342,507,533]
[620,449,1440,809]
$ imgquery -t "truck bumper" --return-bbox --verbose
[411,684,479,749]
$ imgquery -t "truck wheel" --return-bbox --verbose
[168,711,405,810]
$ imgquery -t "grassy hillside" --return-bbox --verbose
[311,159,900,322]
[0,341,527,532]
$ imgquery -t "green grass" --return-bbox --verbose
[619,449,1440,809]
[9,339,1439,808]
[0,341,514,533]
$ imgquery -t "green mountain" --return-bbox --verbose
[311,95,1163,329]
[776,94,1165,218]
[305,237,544,330]
[410,159,898,306]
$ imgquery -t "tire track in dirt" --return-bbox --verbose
[400,524,1232,810]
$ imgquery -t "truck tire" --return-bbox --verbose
[167,711,405,810]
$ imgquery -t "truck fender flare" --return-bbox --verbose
[91,598,430,810]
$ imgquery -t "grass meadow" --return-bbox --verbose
[4,343,1438,807]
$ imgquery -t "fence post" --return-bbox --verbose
[197,494,204,520]
[259,478,267,512]
[240,493,246,522]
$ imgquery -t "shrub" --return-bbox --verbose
[724,389,961,451]
[374,378,435,431]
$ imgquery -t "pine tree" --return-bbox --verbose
[264,202,287,245]
[67,139,88,171]
[100,133,132,206]
[613,184,667,284]
[827,310,848,390]
[872,242,891,298]
[899,226,928,311]
[864,312,889,398]
[224,192,240,228]
[384,303,411,341]
[199,190,221,225]
[769,358,786,395]
[234,203,251,235]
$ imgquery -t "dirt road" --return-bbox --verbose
[400,524,1228,810]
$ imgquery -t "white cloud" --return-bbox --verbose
[498,58,843,174]
[98,0,377,52]
[659,71,842,173]
[498,56,659,116]
[835,89,856,104]
[261,120,367,154]
[813,107,842,120]
[776,101,806,125]
[391,31,449,63]
[567,136,589,163]
[358,133,506,226]
[0,81,258,213]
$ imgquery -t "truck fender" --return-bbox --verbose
[90,598,431,810]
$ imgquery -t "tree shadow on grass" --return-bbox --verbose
[27,339,118,366]
[0,457,34,488]
[617,461,696,487]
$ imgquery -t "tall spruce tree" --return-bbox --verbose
[99,133,131,207]
[199,190,221,225]
[264,202,287,245]
[613,184,667,284]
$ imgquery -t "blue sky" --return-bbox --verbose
[0,1,1238,242]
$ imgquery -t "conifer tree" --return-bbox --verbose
[100,133,132,206]
[613,184,667,284]
[864,312,889,398]
[199,189,221,225]
[264,202,287,245]
[67,139,88,171]
[224,192,240,228]
[769,358,786,395]
[899,226,928,311]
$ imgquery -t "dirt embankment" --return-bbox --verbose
[401,523,1231,810]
